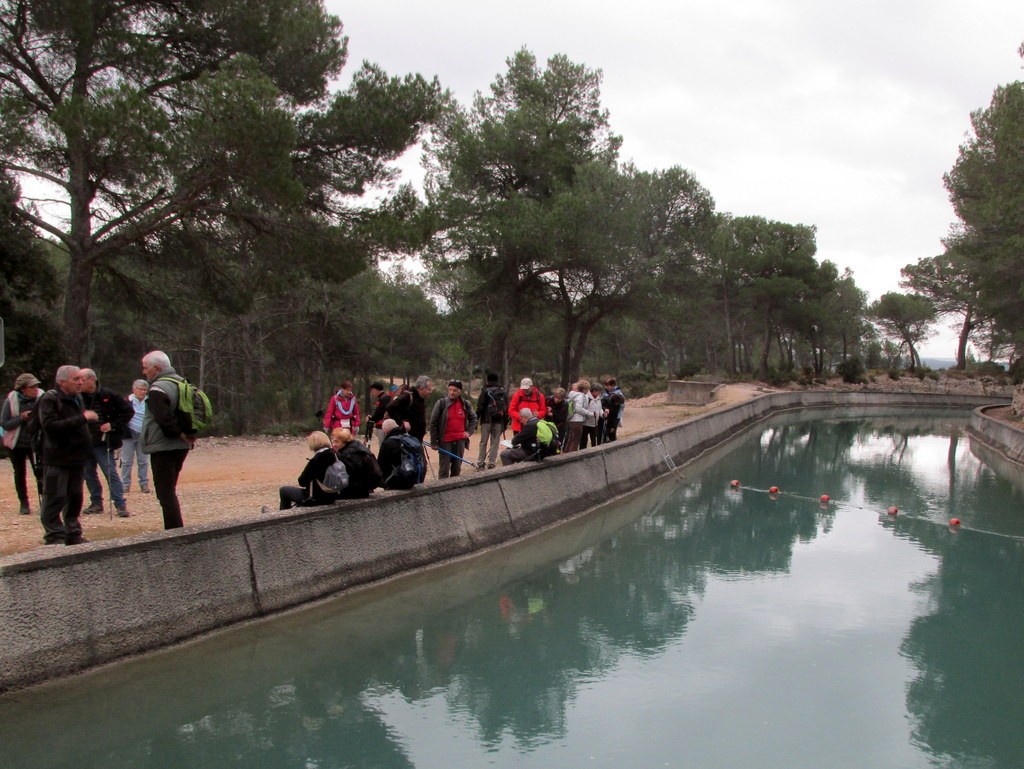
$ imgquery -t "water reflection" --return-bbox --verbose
[2,412,1023,768]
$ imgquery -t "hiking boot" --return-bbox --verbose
[19,505,31,515]
[82,503,104,515]
[140,486,151,494]
[66,535,89,546]
[116,506,131,518]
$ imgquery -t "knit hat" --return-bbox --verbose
[448,379,463,391]
[486,372,499,384]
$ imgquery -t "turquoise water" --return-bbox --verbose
[2,411,1023,768]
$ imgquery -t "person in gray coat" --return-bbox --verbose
[140,350,196,530]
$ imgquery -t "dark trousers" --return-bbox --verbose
[10,446,41,506]
[279,485,307,509]
[436,439,467,478]
[580,425,599,449]
[40,464,85,544]
[150,449,188,529]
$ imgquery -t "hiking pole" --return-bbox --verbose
[425,443,480,468]
[105,432,113,520]
[423,446,437,480]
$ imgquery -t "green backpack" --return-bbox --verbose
[535,419,560,458]
[158,376,214,434]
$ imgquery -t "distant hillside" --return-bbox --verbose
[922,357,957,370]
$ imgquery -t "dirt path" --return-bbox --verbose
[0,387,764,557]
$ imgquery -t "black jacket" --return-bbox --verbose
[511,417,540,455]
[378,426,408,486]
[386,389,428,441]
[38,389,92,466]
[337,441,380,498]
[81,385,133,449]
[297,447,341,506]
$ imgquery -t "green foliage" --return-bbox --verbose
[0,0,441,358]
[944,77,1024,337]
[675,362,703,379]
[0,174,62,375]
[871,292,936,371]
[835,356,866,384]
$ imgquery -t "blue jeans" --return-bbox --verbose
[85,444,127,509]
[120,435,149,491]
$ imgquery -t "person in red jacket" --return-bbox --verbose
[323,380,360,433]
[508,378,546,434]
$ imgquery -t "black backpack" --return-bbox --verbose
[385,434,425,490]
[484,386,508,423]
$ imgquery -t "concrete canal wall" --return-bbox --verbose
[0,390,1011,692]
[969,404,1024,465]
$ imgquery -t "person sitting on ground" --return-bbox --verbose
[275,431,340,510]
[377,418,424,490]
[332,428,382,498]
[500,408,541,466]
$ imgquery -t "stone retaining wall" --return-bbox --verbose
[0,390,1010,692]
[969,404,1024,465]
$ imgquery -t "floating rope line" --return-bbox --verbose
[726,483,1024,542]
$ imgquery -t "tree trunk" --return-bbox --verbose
[62,255,94,360]
[955,314,974,370]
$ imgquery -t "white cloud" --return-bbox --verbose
[330,0,1024,357]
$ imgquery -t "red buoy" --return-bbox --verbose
[820,494,830,503]
[887,506,899,516]
[730,479,740,488]
[950,518,961,527]
[768,486,779,494]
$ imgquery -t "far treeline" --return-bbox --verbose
[1,2,1021,433]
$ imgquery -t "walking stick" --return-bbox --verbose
[105,432,113,520]
[425,442,480,468]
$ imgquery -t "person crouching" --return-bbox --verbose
[500,408,540,466]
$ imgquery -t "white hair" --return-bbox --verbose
[143,350,171,370]
[133,379,150,390]
[55,365,79,383]
[519,407,533,420]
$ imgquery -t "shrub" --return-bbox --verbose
[835,356,866,384]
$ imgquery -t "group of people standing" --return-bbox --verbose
[1,351,199,545]
[276,373,627,510]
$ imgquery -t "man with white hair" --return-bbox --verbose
[500,408,541,466]
[140,350,196,530]
[37,365,99,544]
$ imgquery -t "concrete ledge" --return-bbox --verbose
[667,380,722,405]
[0,389,1011,692]
[969,405,1024,466]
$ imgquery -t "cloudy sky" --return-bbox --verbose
[330,1,1024,358]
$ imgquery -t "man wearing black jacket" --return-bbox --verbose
[385,375,433,441]
[38,365,99,545]
[79,369,133,517]
[500,408,540,466]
